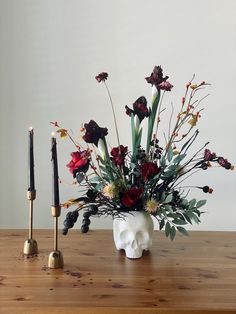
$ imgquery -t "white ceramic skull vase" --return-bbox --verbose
[113,211,154,259]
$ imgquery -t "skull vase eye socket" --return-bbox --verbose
[113,211,154,259]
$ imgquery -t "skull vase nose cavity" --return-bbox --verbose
[131,239,138,250]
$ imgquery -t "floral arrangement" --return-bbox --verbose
[51,65,233,240]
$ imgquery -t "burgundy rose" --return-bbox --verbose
[83,120,108,146]
[140,162,160,181]
[204,149,216,161]
[145,65,173,91]
[111,145,128,167]
[67,150,90,176]
[121,187,143,208]
[95,72,108,83]
[125,96,150,122]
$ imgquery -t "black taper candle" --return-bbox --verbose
[51,135,60,207]
[28,127,35,191]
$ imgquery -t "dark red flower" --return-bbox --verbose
[95,72,108,83]
[145,65,173,91]
[121,187,143,208]
[218,157,232,169]
[125,96,149,122]
[204,149,216,161]
[158,81,173,91]
[83,120,108,146]
[111,145,128,167]
[67,150,90,176]
[140,162,160,181]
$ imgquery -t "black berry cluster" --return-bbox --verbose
[62,210,79,235]
[150,139,163,159]
[171,190,182,209]
[81,205,98,233]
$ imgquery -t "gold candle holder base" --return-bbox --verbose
[48,250,64,269]
[24,189,38,255]
[23,238,38,255]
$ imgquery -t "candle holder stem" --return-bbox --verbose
[48,206,64,269]
[54,217,58,251]
[29,199,33,239]
[24,190,38,255]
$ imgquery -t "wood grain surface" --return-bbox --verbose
[0,230,236,314]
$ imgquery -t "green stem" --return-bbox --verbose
[104,81,121,148]
[146,87,161,154]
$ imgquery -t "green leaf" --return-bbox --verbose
[160,192,166,202]
[165,221,171,237]
[173,154,186,164]
[170,226,176,240]
[177,226,189,236]
[162,170,174,178]
[164,204,172,212]
[159,219,165,230]
[136,127,143,148]
[182,212,192,224]
[167,146,174,162]
[172,218,187,225]
[95,182,104,191]
[89,176,102,184]
[191,212,201,224]
[167,213,179,219]
[160,156,166,167]
[76,172,85,184]
[146,90,161,153]
[131,113,136,154]
[196,199,207,208]
[164,194,173,203]
[189,199,197,209]
[181,199,189,207]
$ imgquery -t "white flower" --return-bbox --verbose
[102,183,118,199]
[145,199,160,214]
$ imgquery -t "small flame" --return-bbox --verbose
[29,126,33,131]
[51,132,55,138]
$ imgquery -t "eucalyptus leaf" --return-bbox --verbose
[165,221,171,237]
[76,172,85,184]
[196,199,207,208]
[177,226,189,236]
[181,199,189,207]
[159,219,165,230]
[191,212,201,224]
[164,204,172,212]
[95,182,104,191]
[189,198,197,209]
[89,176,102,184]
[172,218,187,225]
[164,194,173,203]
[170,226,176,240]
[182,212,192,224]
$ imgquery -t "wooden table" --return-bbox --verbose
[0,230,236,313]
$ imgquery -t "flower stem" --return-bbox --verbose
[104,81,121,148]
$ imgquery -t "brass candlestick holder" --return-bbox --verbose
[48,205,64,269]
[23,190,38,255]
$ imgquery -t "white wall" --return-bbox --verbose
[0,0,235,231]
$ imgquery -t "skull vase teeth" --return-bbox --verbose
[113,211,154,259]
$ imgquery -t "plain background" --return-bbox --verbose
[0,0,235,231]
